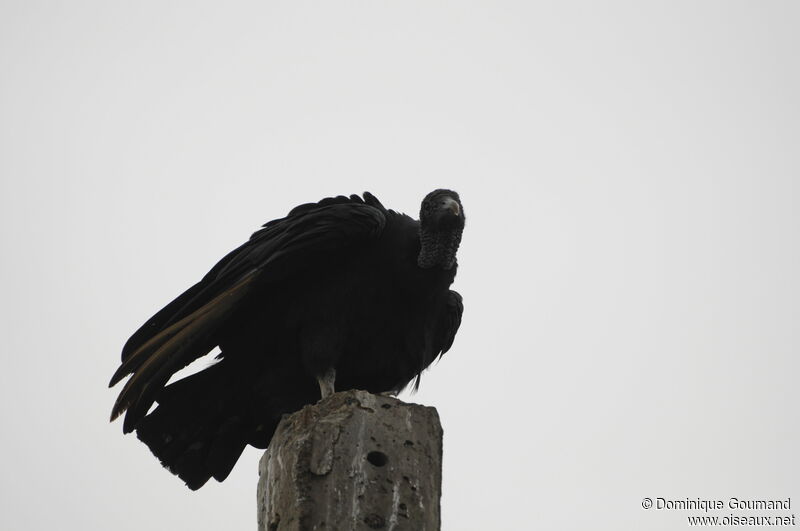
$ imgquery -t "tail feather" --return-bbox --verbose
[135,363,256,490]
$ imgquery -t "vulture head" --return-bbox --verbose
[418,189,465,270]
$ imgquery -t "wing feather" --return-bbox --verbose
[111,270,257,431]
[437,290,463,357]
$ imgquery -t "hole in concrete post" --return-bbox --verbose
[366,451,388,467]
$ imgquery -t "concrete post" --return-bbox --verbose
[257,390,443,530]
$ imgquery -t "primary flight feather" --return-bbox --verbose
[109,190,465,489]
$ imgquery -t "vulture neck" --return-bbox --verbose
[417,225,462,270]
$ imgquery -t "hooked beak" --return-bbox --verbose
[442,197,460,217]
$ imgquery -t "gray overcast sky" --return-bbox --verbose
[1,2,798,530]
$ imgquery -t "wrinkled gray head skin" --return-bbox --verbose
[418,189,465,270]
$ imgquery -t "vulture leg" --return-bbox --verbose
[317,368,336,399]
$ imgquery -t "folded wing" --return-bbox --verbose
[109,194,387,433]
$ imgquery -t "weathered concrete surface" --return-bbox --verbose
[257,390,443,531]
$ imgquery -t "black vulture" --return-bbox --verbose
[109,190,465,489]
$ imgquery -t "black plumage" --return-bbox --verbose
[109,190,465,489]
